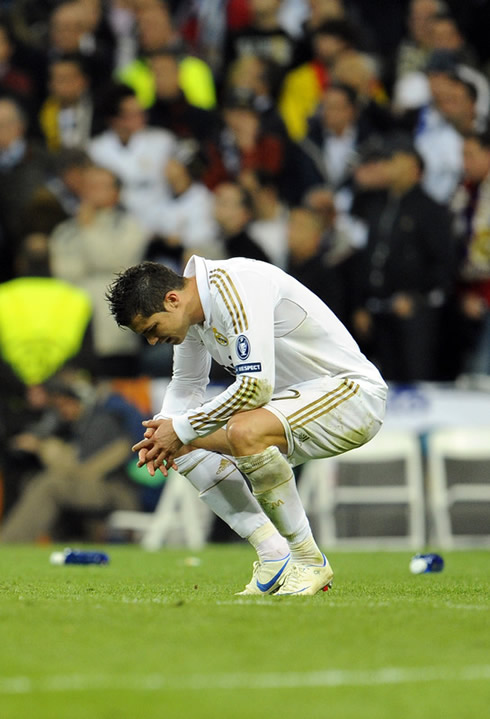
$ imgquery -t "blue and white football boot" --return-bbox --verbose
[236,554,291,595]
[274,554,334,596]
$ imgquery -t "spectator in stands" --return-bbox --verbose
[0,97,52,281]
[301,83,379,202]
[294,0,347,64]
[117,1,216,111]
[77,0,118,70]
[394,0,443,81]
[5,0,58,52]
[213,181,271,262]
[430,11,479,69]
[286,204,351,323]
[173,0,229,73]
[350,137,393,196]
[41,0,114,94]
[88,83,177,233]
[330,50,393,131]
[344,136,393,222]
[296,0,375,68]
[450,130,490,377]
[411,51,466,204]
[8,0,115,61]
[350,138,456,382]
[104,0,140,72]
[303,183,369,262]
[0,367,54,517]
[13,230,51,278]
[202,88,287,195]
[279,18,359,140]
[246,170,289,269]
[0,19,37,120]
[441,72,480,137]
[25,147,91,235]
[206,85,318,205]
[0,375,140,543]
[146,48,217,142]
[38,54,102,151]
[223,0,299,84]
[225,54,288,138]
[143,139,221,260]
[394,41,489,127]
[49,164,149,377]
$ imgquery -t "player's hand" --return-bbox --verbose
[132,419,181,476]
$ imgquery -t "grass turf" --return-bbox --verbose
[0,544,488,719]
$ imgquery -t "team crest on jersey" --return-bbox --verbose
[236,334,251,360]
[212,327,228,346]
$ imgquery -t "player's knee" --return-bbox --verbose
[226,413,263,456]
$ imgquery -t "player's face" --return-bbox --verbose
[130,304,191,346]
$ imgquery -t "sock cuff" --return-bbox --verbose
[235,446,281,475]
[247,520,279,547]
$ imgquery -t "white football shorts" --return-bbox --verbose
[264,377,387,467]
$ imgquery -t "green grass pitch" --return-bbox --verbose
[0,544,489,719]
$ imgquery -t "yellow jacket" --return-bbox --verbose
[117,57,216,110]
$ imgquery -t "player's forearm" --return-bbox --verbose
[172,376,273,444]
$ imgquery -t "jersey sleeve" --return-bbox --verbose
[172,265,277,444]
[155,331,212,418]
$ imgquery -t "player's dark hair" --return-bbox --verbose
[106,261,185,327]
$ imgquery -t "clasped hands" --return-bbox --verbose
[132,418,182,477]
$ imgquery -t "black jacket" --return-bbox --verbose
[349,183,456,308]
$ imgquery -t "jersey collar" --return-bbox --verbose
[183,254,212,328]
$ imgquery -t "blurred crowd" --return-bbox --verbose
[1,0,490,541]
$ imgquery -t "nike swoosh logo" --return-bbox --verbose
[272,389,301,401]
[256,557,290,593]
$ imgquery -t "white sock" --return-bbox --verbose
[248,522,290,562]
[235,446,324,564]
[175,450,288,559]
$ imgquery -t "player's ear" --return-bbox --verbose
[163,290,180,310]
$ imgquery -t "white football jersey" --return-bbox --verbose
[159,256,387,444]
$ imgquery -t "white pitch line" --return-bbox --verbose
[0,665,489,695]
[217,598,489,611]
[15,595,489,611]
